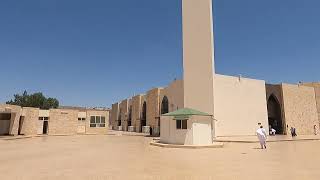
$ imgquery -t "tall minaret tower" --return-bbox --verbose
[182,0,215,115]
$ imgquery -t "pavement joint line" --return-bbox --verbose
[150,140,224,149]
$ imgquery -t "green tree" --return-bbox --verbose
[6,91,59,109]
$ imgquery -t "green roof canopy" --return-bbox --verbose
[162,108,211,120]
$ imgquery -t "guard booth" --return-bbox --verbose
[160,108,215,145]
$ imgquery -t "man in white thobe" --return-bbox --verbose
[256,126,267,149]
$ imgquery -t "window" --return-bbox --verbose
[0,113,11,120]
[90,116,106,128]
[39,117,49,121]
[78,117,86,121]
[176,120,187,130]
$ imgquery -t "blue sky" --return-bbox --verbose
[0,0,320,107]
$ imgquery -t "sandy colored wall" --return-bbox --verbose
[0,104,22,135]
[49,109,78,135]
[132,95,142,132]
[21,107,39,136]
[111,103,120,129]
[39,110,50,117]
[120,99,129,131]
[146,88,160,129]
[214,74,268,136]
[77,111,87,134]
[85,110,109,135]
[282,84,319,135]
[160,80,184,112]
[302,83,320,125]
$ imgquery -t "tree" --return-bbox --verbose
[6,91,59,109]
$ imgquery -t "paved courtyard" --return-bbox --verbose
[0,135,319,180]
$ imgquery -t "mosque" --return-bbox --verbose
[110,0,320,139]
[1,0,319,140]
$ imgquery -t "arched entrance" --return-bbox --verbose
[118,109,122,127]
[267,95,284,134]
[128,106,132,127]
[161,96,169,115]
[140,102,147,132]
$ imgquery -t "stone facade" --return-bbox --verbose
[131,95,142,132]
[111,78,320,137]
[21,107,39,136]
[0,104,22,135]
[282,84,319,135]
[85,110,109,135]
[302,83,320,123]
[49,109,78,135]
[0,104,109,136]
[146,88,161,132]
[119,99,129,131]
[110,103,120,130]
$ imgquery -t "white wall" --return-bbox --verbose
[183,0,215,115]
[160,116,193,145]
[192,116,213,145]
[160,115,213,145]
[39,110,49,117]
[214,74,268,136]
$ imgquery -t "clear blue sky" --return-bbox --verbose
[1,0,320,107]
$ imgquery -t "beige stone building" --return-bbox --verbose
[2,0,319,140]
[0,104,109,136]
[110,0,320,139]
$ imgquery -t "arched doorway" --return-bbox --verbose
[118,109,122,127]
[267,95,284,134]
[140,102,147,132]
[128,106,132,127]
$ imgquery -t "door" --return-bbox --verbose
[43,121,49,134]
[18,117,24,135]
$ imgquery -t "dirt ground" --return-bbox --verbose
[0,135,319,180]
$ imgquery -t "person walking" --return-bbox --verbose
[256,126,268,149]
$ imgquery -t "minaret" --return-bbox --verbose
[182,0,215,115]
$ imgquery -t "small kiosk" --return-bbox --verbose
[160,108,215,146]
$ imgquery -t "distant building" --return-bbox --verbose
[0,104,109,136]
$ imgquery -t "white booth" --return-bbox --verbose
[160,108,215,146]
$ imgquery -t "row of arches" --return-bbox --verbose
[119,94,284,135]
[116,96,170,134]
[139,96,169,133]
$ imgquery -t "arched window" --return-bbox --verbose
[161,96,169,115]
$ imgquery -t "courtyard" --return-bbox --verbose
[0,135,319,180]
